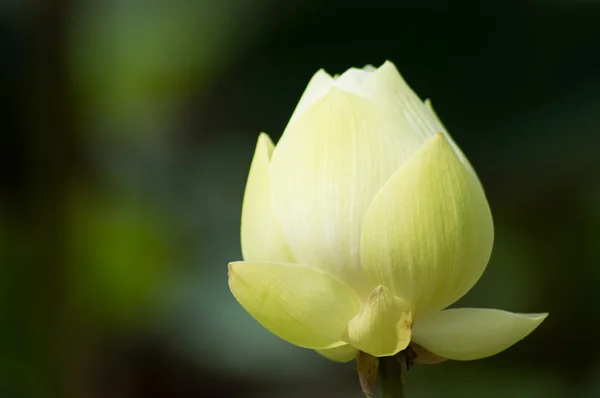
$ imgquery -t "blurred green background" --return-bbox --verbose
[1,0,599,397]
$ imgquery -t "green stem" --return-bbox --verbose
[379,355,405,398]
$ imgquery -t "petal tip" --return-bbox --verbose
[314,68,333,79]
[256,132,275,154]
[227,261,244,280]
[227,262,236,278]
[361,64,377,72]
[423,131,450,151]
[375,61,408,85]
[532,312,549,322]
[257,132,273,143]
[380,60,398,70]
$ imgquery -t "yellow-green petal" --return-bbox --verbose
[271,88,425,292]
[342,285,412,357]
[412,308,548,360]
[288,69,334,124]
[228,261,363,349]
[241,133,294,263]
[360,133,494,315]
[315,345,359,363]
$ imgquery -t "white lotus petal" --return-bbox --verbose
[333,65,376,94]
[354,61,444,142]
[271,88,426,293]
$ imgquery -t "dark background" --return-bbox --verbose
[2,0,599,397]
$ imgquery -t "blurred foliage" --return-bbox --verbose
[69,0,266,133]
[66,190,173,329]
[2,0,600,397]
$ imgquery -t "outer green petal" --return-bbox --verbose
[315,345,359,363]
[271,89,425,292]
[228,261,363,349]
[412,308,548,360]
[241,133,294,263]
[360,133,494,315]
[342,285,412,357]
[289,69,334,124]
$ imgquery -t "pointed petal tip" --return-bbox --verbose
[255,132,275,155]
[362,64,377,72]
[286,68,335,124]
[424,98,436,112]
[227,261,241,282]
[380,60,397,70]
[314,68,332,78]
[530,312,549,323]
[375,60,407,83]
[305,68,334,84]
[257,132,273,144]
[433,131,445,141]
[508,311,548,324]
[430,131,453,148]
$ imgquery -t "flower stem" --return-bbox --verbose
[378,355,405,398]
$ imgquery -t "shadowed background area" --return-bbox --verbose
[2,0,599,397]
